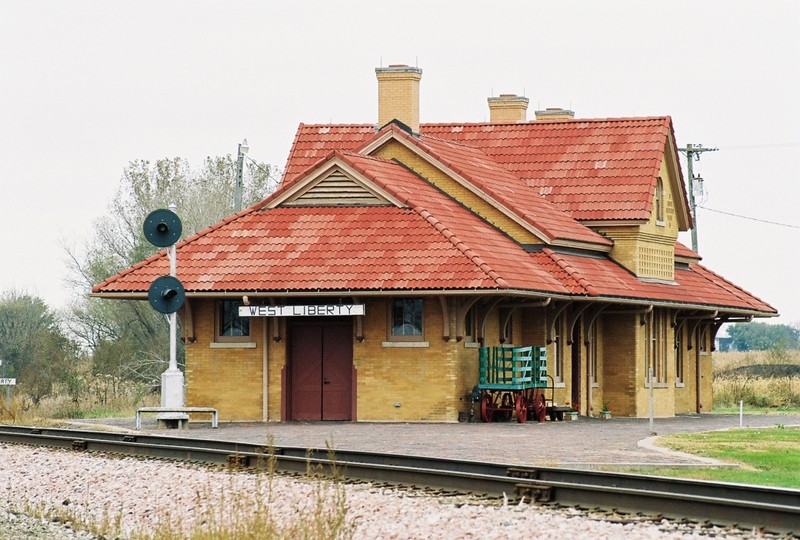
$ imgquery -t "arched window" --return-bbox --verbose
[655,177,665,224]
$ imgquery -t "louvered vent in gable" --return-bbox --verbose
[284,170,388,206]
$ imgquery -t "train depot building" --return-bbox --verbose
[93,65,776,422]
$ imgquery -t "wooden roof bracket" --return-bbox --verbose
[501,298,551,344]
[439,296,451,342]
[567,303,592,345]
[680,311,718,350]
[709,316,730,352]
[673,318,687,347]
[479,297,506,344]
[546,301,572,344]
[269,298,282,342]
[180,298,196,343]
[583,304,609,345]
[499,307,514,344]
[455,297,481,342]
[353,296,365,342]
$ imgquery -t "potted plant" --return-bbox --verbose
[600,400,612,419]
[567,402,579,421]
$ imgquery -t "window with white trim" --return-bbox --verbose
[389,298,424,341]
[215,299,251,343]
[655,177,665,225]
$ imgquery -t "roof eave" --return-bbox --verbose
[89,289,777,318]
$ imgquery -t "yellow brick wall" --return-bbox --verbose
[601,313,640,416]
[183,298,709,421]
[353,297,472,421]
[185,299,264,421]
[372,142,544,245]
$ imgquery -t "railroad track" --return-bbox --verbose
[1,425,798,535]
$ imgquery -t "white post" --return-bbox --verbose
[159,204,185,417]
[648,367,655,434]
[739,400,743,428]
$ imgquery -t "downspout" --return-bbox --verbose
[268,317,269,422]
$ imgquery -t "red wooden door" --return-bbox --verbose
[289,321,352,421]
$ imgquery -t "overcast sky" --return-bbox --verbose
[2,1,799,326]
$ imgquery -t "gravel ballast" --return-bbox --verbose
[0,443,772,539]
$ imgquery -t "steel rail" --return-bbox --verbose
[1,425,798,535]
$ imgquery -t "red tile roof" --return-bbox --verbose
[541,248,775,314]
[400,132,612,247]
[282,117,680,222]
[93,150,776,315]
[93,118,774,316]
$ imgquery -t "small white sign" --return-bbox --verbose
[239,304,365,317]
[0,378,16,386]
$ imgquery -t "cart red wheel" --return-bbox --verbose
[481,393,493,423]
[515,393,527,424]
[534,393,547,423]
[500,393,513,421]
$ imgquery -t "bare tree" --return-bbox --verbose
[64,155,277,388]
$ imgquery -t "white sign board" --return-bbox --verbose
[0,378,16,386]
[239,304,365,317]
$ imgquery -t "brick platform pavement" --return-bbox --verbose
[79,413,799,468]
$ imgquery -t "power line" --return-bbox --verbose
[697,205,800,229]
[717,142,800,151]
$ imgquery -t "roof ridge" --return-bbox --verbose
[416,207,509,289]
[542,247,599,296]
[339,154,510,289]
[420,116,671,128]
[411,135,609,246]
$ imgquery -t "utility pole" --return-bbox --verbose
[234,139,249,212]
[678,143,718,252]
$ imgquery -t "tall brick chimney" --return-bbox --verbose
[534,107,575,121]
[487,94,529,123]
[375,65,422,133]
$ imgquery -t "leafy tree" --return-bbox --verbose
[65,155,277,388]
[0,291,81,404]
[726,322,800,352]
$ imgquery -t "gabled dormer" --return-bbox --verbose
[592,127,690,282]
[266,152,404,209]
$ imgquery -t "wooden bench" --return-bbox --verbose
[135,406,218,430]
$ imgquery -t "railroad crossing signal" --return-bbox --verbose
[143,208,185,314]
[147,275,185,314]
[143,208,183,247]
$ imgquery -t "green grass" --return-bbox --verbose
[646,427,800,488]
[712,406,800,415]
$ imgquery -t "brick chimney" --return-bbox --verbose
[534,107,575,121]
[487,94,529,123]
[375,65,423,133]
